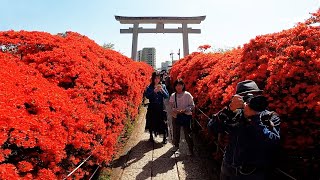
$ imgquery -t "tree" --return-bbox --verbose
[102,42,115,49]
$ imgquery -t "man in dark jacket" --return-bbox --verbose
[208,80,280,180]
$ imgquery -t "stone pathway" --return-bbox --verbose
[110,103,220,180]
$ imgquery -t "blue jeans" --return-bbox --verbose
[220,162,266,180]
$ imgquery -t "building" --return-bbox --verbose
[172,59,179,65]
[140,48,156,69]
[161,61,172,71]
[136,50,142,62]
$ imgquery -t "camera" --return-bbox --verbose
[242,93,254,103]
[260,112,273,127]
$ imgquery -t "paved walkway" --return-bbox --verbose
[110,103,219,180]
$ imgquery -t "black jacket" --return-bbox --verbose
[208,107,280,167]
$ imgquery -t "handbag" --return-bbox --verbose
[175,93,192,127]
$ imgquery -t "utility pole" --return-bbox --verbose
[170,52,174,64]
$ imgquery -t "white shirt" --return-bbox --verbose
[169,91,195,118]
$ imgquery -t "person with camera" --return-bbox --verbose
[145,72,169,144]
[169,79,195,155]
[208,80,280,180]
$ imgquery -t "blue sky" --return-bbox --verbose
[0,0,319,68]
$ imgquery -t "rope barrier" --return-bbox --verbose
[62,137,106,179]
[212,138,226,153]
[194,107,208,131]
[195,106,210,119]
[275,168,297,180]
[89,165,101,180]
[63,154,92,180]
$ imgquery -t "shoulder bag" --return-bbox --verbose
[175,93,192,127]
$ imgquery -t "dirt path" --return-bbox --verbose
[110,103,220,180]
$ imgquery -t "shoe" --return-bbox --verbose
[187,149,194,156]
[149,135,154,142]
[162,138,167,144]
[171,146,179,152]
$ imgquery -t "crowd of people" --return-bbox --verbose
[144,70,281,180]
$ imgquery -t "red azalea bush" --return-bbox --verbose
[171,11,320,179]
[198,44,211,52]
[0,31,152,179]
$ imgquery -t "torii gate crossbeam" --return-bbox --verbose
[115,16,206,60]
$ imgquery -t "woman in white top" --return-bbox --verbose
[169,79,195,155]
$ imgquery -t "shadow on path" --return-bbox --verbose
[112,139,161,170]
[174,131,220,180]
[136,144,176,180]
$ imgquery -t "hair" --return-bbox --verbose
[173,78,186,92]
[150,72,161,86]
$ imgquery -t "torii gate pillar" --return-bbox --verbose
[182,23,189,57]
[115,16,206,60]
[131,23,139,61]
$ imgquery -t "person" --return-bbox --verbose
[169,79,195,155]
[145,72,169,144]
[208,80,281,180]
[160,70,167,84]
[164,74,173,96]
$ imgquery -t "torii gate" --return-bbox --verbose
[115,16,206,60]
